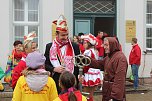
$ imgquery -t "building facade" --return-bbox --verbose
[0,0,152,78]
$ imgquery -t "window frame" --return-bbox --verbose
[146,0,152,52]
[13,0,40,46]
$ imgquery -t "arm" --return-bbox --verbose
[12,76,22,101]
[89,57,106,71]
[44,43,55,72]
[48,77,58,101]
[134,47,141,64]
[110,56,128,100]
[12,63,24,89]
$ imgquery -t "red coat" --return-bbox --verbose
[96,36,104,57]
[12,58,26,89]
[78,43,85,54]
[129,44,141,65]
[59,90,82,101]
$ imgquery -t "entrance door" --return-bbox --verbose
[75,19,91,35]
[94,17,115,36]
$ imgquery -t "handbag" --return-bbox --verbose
[0,67,5,80]
[129,74,134,81]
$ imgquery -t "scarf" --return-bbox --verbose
[12,49,23,60]
[50,37,75,73]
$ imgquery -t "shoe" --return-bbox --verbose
[134,87,138,91]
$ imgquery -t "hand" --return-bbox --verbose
[109,99,113,101]
[53,66,65,73]
[78,75,84,83]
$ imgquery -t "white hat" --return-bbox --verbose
[81,33,97,45]
[24,31,36,42]
[52,15,68,32]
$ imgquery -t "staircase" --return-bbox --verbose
[0,81,149,101]
[0,84,13,101]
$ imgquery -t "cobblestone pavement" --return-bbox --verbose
[94,84,152,101]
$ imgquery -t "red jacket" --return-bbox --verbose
[129,44,141,65]
[96,36,104,57]
[59,90,82,101]
[12,58,26,89]
[78,43,85,54]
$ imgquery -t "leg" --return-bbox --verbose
[84,86,96,101]
[131,64,139,89]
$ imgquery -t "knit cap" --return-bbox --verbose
[26,51,46,69]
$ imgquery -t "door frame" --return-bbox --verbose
[74,14,116,36]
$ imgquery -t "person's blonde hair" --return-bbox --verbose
[24,40,33,48]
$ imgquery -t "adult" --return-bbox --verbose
[44,15,80,93]
[129,38,141,90]
[89,37,128,101]
[96,31,104,60]
[12,32,37,89]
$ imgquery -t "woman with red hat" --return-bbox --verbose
[81,34,101,101]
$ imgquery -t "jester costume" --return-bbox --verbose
[4,49,23,84]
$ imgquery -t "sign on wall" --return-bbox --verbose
[52,22,56,40]
[126,20,136,43]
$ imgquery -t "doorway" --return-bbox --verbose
[94,17,115,36]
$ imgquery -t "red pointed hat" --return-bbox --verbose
[52,15,68,32]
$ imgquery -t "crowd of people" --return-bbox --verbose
[0,15,141,101]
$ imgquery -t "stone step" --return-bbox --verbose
[0,81,149,98]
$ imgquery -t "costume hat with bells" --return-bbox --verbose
[81,33,97,45]
[52,15,68,32]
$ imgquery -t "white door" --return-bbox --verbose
[75,19,90,35]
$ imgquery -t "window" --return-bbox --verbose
[13,0,39,43]
[146,1,152,49]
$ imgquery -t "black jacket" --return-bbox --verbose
[44,42,80,93]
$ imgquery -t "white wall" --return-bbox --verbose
[42,0,73,53]
[64,0,73,39]
[42,0,65,52]
[0,0,10,72]
[117,0,125,52]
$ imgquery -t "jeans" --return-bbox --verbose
[131,64,139,89]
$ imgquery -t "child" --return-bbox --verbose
[4,40,23,85]
[53,71,87,101]
[12,51,58,101]
[81,34,101,101]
